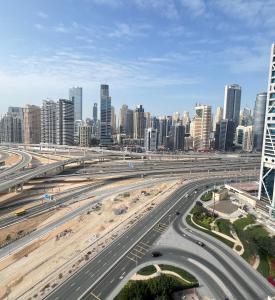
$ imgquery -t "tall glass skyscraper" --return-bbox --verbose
[223,84,241,127]
[69,87,82,121]
[259,43,275,219]
[253,92,267,152]
[100,84,112,145]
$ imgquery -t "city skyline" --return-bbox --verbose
[0,1,275,116]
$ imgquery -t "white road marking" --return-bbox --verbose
[76,286,81,291]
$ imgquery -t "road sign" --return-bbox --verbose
[43,194,53,201]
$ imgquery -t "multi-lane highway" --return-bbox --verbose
[0,149,32,178]
[42,175,274,300]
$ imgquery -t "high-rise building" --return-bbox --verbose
[223,84,241,127]
[69,87,82,121]
[56,99,74,145]
[79,124,91,147]
[253,92,267,151]
[144,112,151,129]
[41,100,57,144]
[125,109,133,138]
[213,106,223,131]
[133,105,145,139]
[192,105,211,151]
[93,103,98,123]
[236,125,253,151]
[111,106,116,134]
[158,116,167,146]
[74,119,84,145]
[119,104,128,134]
[239,108,253,126]
[100,84,112,145]
[182,111,191,134]
[22,105,41,144]
[215,119,234,151]
[144,128,158,151]
[173,124,185,151]
[258,43,275,218]
[172,112,180,124]
[0,113,23,143]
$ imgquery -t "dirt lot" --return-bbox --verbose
[0,211,55,246]
[4,153,21,166]
[0,180,178,299]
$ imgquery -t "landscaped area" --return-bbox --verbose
[137,265,157,276]
[115,264,199,300]
[215,218,233,238]
[200,190,213,201]
[187,205,275,283]
[232,214,275,281]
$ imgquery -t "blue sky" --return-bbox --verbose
[0,0,274,118]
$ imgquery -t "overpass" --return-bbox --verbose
[0,155,95,193]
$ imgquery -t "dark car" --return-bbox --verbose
[175,211,181,215]
[196,241,205,247]
[151,251,162,257]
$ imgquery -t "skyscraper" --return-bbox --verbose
[100,84,112,145]
[111,106,116,134]
[125,109,133,138]
[93,103,98,123]
[258,43,275,219]
[144,128,158,151]
[56,99,74,145]
[133,105,145,139]
[213,106,223,131]
[215,119,234,151]
[41,100,57,144]
[0,113,22,143]
[182,111,191,134]
[192,105,211,151]
[119,104,128,134]
[41,99,74,145]
[253,92,267,151]
[69,87,82,121]
[22,105,41,144]
[223,84,241,127]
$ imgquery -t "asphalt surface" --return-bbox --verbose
[42,175,274,300]
[0,177,173,261]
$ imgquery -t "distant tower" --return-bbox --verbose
[69,87,82,121]
[253,92,267,151]
[133,105,145,139]
[100,84,112,145]
[223,84,241,127]
[192,105,211,151]
[93,103,98,123]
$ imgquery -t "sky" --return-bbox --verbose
[0,0,274,119]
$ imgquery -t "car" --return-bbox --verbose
[151,251,162,257]
[175,211,181,215]
[196,241,205,247]
[119,272,126,280]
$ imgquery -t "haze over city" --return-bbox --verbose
[1,0,275,116]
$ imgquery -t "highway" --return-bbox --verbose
[0,176,177,261]
[0,149,32,178]
[43,175,274,300]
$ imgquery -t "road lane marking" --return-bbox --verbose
[76,286,81,291]
[130,252,142,259]
[90,291,101,300]
[132,248,145,255]
[70,282,76,287]
[140,241,150,248]
[110,278,114,283]
[126,255,136,263]
[137,244,148,252]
